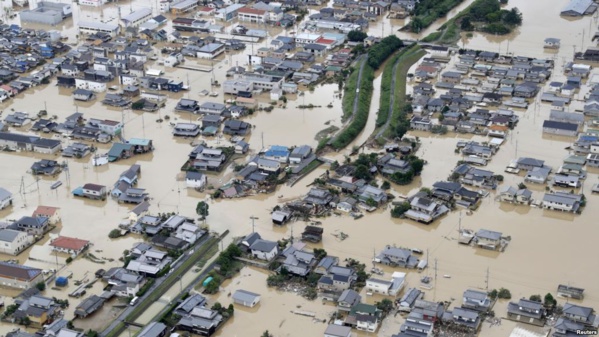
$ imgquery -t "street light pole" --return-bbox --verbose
[250,216,259,233]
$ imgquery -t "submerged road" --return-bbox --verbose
[99,233,222,337]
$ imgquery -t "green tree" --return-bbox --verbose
[498,288,512,299]
[486,11,501,23]
[196,201,209,220]
[460,16,474,30]
[483,23,511,35]
[354,164,372,181]
[347,30,368,42]
[503,7,522,25]
[205,279,221,294]
[390,171,414,185]
[381,181,391,190]
[20,317,31,327]
[36,282,46,291]
[529,294,542,302]
[488,289,498,300]
[108,229,122,238]
[352,44,365,55]
[2,304,18,318]
[227,303,234,316]
[366,197,378,208]
[410,18,423,32]
[261,331,273,337]
[376,298,394,315]
[409,157,425,175]
[211,302,223,311]
[544,293,557,307]
[313,248,328,260]
[391,202,411,218]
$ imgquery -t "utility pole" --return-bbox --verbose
[290,222,294,243]
[261,132,264,149]
[250,215,258,233]
[485,267,489,291]
[19,176,26,207]
[64,161,70,186]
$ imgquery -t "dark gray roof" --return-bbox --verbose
[338,289,360,304]
[138,322,167,337]
[250,239,277,252]
[0,229,20,242]
[232,289,260,303]
[452,307,480,320]
[563,303,593,318]
[243,232,261,246]
[475,229,502,241]
[175,294,206,315]
[517,157,545,167]
[463,289,489,301]
[304,43,326,51]
[543,120,578,132]
[0,187,11,200]
[186,171,205,181]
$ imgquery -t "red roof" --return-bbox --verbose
[32,206,59,217]
[238,7,266,15]
[316,37,335,45]
[50,236,90,251]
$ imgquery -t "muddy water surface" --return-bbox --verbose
[0,0,596,335]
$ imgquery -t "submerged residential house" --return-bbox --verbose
[462,289,492,312]
[474,229,502,250]
[541,192,584,212]
[374,246,419,269]
[507,298,546,326]
[405,195,450,224]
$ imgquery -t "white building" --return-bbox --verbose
[174,223,203,244]
[121,8,153,28]
[0,230,33,256]
[75,78,107,92]
[250,239,278,261]
[223,80,252,95]
[215,3,245,21]
[185,171,207,189]
[79,0,107,6]
[196,43,225,59]
[232,289,261,307]
[365,272,405,297]
[237,7,266,23]
[0,188,12,210]
[78,21,121,37]
[295,33,321,45]
[170,0,199,14]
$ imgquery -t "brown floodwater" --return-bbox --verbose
[0,0,596,335]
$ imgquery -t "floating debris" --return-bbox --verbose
[331,232,348,241]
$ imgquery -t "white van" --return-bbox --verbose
[129,296,139,306]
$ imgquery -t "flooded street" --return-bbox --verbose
[0,0,595,335]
